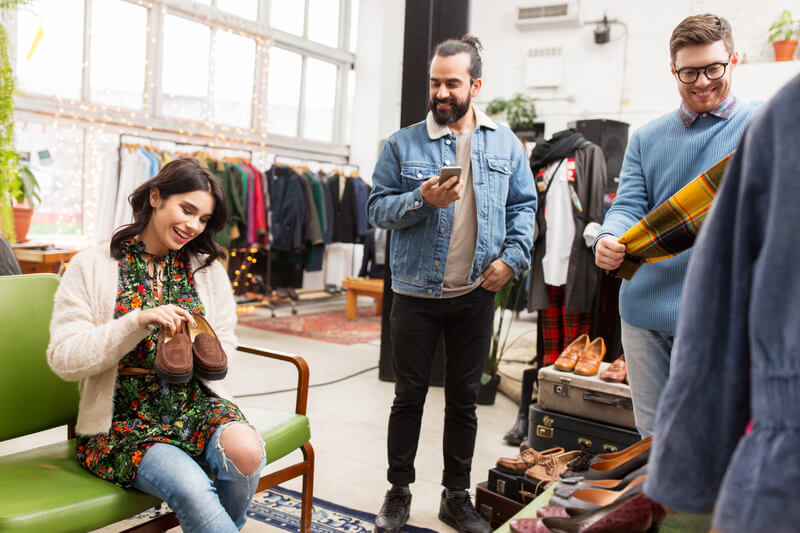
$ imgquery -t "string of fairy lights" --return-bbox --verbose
[14,0,349,240]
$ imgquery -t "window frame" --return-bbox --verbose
[12,0,356,154]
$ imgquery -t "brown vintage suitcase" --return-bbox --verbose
[475,481,525,529]
[537,363,636,429]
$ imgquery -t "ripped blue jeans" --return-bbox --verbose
[132,422,266,532]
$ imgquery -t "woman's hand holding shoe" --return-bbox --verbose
[137,304,196,333]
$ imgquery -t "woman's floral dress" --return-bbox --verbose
[75,239,246,487]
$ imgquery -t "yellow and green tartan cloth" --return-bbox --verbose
[613,152,734,280]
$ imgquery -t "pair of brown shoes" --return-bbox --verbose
[553,334,606,376]
[599,355,627,383]
[155,314,227,383]
[496,447,565,474]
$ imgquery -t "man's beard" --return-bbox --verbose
[430,94,471,126]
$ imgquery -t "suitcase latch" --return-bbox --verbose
[602,444,618,453]
[495,479,506,494]
[554,383,570,396]
[537,425,554,439]
[479,504,493,522]
[578,437,593,448]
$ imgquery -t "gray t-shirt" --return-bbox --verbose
[441,126,481,298]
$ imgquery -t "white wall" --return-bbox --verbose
[348,0,800,172]
[471,0,800,134]
[349,0,405,183]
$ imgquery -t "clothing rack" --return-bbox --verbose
[118,133,254,160]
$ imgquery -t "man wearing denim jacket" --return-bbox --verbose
[367,35,536,533]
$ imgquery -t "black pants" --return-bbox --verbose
[387,287,495,490]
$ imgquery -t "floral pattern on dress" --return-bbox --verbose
[76,239,246,487]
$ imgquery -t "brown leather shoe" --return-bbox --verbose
[553,334,589,372]
[574,337,606,376]
[189,314,228,380]
[155,322,193,383]
[599,355,626,382]
[524,450,582,483]
[496,447,565,473]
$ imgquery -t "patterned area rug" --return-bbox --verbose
[240,307,381,345]
[249,485,437,533]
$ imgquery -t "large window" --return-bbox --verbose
[89,0,148,109]
[17,0,84,100]
[13,0,357,240]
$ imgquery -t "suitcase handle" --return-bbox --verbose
[583,391,633,409]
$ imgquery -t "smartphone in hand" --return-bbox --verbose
[439,166,462,190]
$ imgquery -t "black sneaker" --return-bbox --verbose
[375,486,411,533]
[438,489,491,533]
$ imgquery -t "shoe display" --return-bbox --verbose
[562,438,652,481]
[548,475,646,512]
[524,450,582,483]
[554,334,590,372]
[188,314,228,381]
[573,337,606,376]
[497,446,565,474]
[438,489,492,533]
[503,411,529,446]
[374,486,411,533]
[509,491,665,533]
[599,355,626,382]
[553,464,648,501]
[154,322,193,383]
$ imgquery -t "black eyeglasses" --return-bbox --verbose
[674,56,731,84]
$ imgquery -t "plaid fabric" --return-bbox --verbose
[613,152,734,281]
[679,94,736,128]
[540,285,592,365]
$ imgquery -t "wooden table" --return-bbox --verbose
[11,245,81,274]
[341,278,384,320]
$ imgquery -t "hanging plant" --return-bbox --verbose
[0,0,31,241]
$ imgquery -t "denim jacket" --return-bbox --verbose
[367,106,537,297]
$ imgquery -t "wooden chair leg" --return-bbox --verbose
[299,441,315,533]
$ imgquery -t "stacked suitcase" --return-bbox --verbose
[529,362,640,454]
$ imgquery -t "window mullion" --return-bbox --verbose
[339,0,350,50]
[297,55,307,138]
[148,5,165,117]
[208,27,216,123]
[252,38,268,133]
[82,0,92,102]
[332,63,346,145]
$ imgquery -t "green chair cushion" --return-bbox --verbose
[0,409,309,532]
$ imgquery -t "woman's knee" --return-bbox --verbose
[219,423,264,476]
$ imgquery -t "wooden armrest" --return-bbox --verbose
[236,345,309,415]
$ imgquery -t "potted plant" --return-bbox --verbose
[0,164,40,242]
[0,0,33,242]
[769,10,799,61]
[485,94,542,140]
[478,271,530,405]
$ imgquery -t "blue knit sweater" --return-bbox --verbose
[597,99,760,332]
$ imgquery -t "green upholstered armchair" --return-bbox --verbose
[0,273,315,532]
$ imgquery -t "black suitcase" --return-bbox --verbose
[528,402,640,455]
[475,481,524,529]
[488,467,552,504]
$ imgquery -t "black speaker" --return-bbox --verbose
[568,119,629,194]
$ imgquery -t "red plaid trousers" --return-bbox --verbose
[540,284,591,365]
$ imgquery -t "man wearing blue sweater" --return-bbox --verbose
[594,13,760,437]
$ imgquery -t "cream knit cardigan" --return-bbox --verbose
[47,244,239,436]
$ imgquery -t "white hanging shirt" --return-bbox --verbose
[541,158,575,286]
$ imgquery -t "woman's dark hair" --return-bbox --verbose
[670,13,733,63]
[433,34,483,81]
[110,157,227,270]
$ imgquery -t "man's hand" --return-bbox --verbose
[595,235,627,270]
[420,175,463,208]
[481,260,514,292]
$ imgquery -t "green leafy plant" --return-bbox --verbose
[482,270,530,385]
[0,0,32,241]
[769,10,799,42]
[485,94,538,131]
